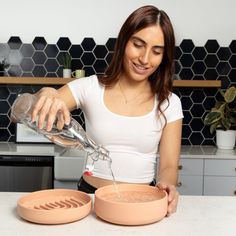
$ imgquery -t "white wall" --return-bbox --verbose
[1,0,236,46]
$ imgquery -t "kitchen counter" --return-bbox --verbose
[0,192,235,236]
[0,143,235,158]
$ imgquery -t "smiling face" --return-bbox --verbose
[122,24,165,82]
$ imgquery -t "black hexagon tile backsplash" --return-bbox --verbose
[0,37,236,144]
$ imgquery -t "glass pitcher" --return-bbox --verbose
[11,93,112,176]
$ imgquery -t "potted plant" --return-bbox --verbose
[0,58,9,76]
[62,53,72,78]
[204,86,236,149]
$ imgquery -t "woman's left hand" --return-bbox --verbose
[156,182,179,216]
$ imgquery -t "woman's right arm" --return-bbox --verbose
[32,84,77,131]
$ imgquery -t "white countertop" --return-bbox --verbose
[0,192,235,236]
[0,143,235,159]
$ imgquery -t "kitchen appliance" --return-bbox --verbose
[0,155,53,192]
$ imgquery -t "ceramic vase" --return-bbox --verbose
[216,130,236,150]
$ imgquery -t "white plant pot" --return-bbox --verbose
[63,69,72,78]
[216,130,236,150]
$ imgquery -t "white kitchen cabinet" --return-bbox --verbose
[204,159,236,196]
[177,158,204,195]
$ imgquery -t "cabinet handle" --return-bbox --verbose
[234,190,236,196]
[177,182,182,187]
[178,165,183,170]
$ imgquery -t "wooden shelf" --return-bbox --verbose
[0,77,221,87]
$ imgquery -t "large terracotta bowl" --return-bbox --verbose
[17,189,92,224]
[94,184,167,225]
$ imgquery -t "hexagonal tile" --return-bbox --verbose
[217,47,232,61]
[81,52,96,65]
[7,36,22,49]
[203,96,216,110]
[192,61,206,75]
[229,55,236,68]
[180,96,193,110]
[93,59,107,74]
[44,58,59,72]
[45,44,59,58]
[71,59,83,71]
[175,60,181,74]
[32,51,47,64]
[32,37,47,50]
[190,104,205,118]
[105,52,113,65]
[0,86,10,100]
[189,132,204,145]
[180,54,194,67]
[228,69,236,83]
[8,65,23,77]
[179,68,194,80]
[201,126,214,139]
[191,90,206,103]
[0,43,10,59]
[182,125,192,138]
[105,38,116,51]
[20,58,35,72]
[219,76,231,89]
[81,38,96,51]
[0,101,10,113]
[0,115,10,128]
[204,68,218,80]
[46,72,57,77]
[204,54,219,67]
[0,128,10,141]
[180,39,195,53]
[175,46,182,60]
[183,110,192,124]
[204,40,219,53]
[93,45,108,59]
[69,45,83,58]
[32,65,47,77]
[189,118,204,131]
[8,50,23,65]
[216,62,231,75]
[20,44,35,57]
[229,40,236,53]
[57,37,72,51]
[192,47,207,60]
[83,66,96,76]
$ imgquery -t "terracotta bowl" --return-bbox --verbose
[94,184,167,225]
[17,189,92,224]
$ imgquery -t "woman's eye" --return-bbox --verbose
[133,42,143,48]
[153,50,162,55]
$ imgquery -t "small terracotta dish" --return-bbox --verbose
[94,184,167,225]
[17,189,92,224]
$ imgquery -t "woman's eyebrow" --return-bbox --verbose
[131,36,165,49]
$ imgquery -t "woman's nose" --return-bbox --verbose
[138,50,149,64]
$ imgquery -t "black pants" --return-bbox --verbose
[77,177,156,194]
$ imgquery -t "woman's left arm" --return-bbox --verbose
[156,118,182,216]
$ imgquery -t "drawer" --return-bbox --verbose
[204,159,236,176]
[177,175,203,195]
[204,176,236,196]
[178,159,204,176]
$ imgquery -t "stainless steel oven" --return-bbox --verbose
[0,155,53,192]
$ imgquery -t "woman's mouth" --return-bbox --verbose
[132,62,150,75]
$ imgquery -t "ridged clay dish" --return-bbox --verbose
[94,184,167,225]
[17,189,92,224]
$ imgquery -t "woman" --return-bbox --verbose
[32,5,183,216]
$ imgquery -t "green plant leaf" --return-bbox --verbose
[224,86,236,103]
[222,117,231,130]
[210,122,219,134]
[204,111,221,125]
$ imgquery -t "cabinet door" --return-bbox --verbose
[178,159,204,175]
[204,159,236,176]
[204,176,236,196]
[177,176,203,195]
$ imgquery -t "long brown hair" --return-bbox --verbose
[99,5,175,121]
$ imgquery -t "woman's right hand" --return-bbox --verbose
[31,87,71,131]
